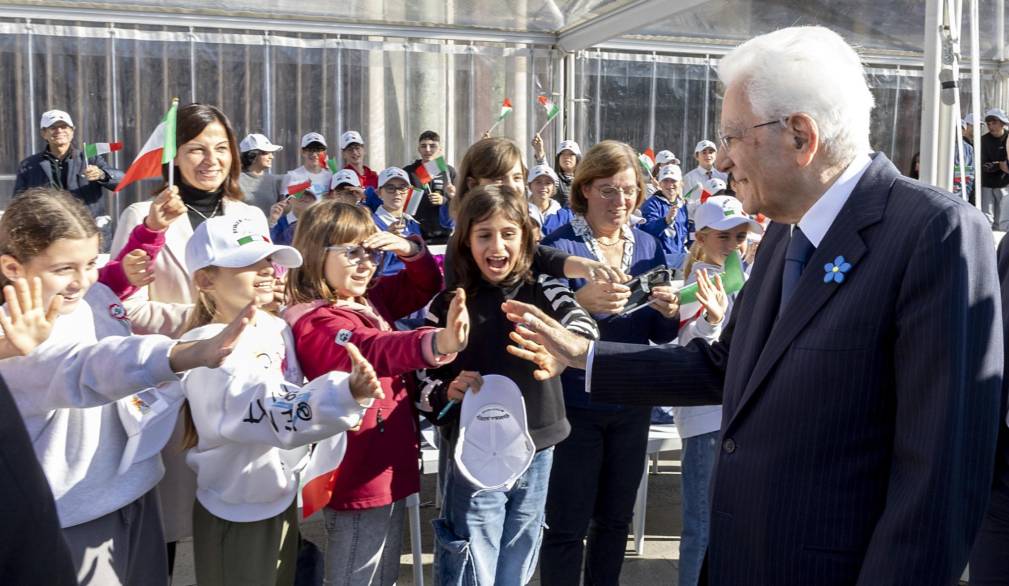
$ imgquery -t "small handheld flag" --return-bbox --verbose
[535,95,561,134]
[116,98,179,192]
[638,151,655,175]
[486,98,514,135]
[414,156,449,187]
[325,156,340,174]
[678,250,745,304]
[404,187,424,216]
[83,142,123,159]
[287,179,312,198]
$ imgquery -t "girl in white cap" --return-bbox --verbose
[527,164,572,238]
[675,195,762,586]
[179,212,385,586]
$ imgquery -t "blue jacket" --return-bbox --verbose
[14,147,122,218]
[540,206,573,239]
[372,210,423,276]
[542,222,679,412]
[638,193,689,270]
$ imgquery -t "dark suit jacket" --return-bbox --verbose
[591,153,1003,585]
[0,375,76,585]
[13,146,122,217]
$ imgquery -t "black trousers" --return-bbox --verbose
[970,425,1009,585]
[540,406,652,586]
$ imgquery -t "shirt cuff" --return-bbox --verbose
[584,341,595,394]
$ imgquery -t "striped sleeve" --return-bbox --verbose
[536,275,600,340]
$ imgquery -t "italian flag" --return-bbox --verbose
[83,141,122,159]
[287,179,312,197]
[638,148,655,175]
[301,435,347,519]
[115,101,179,192]
[325,155,340,174]
[415,156,449,187]
[404,186,424,216]
[538,95,560,122]
[495,98,513,123]
[699,184,714,204]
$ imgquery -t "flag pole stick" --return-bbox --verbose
[536,117,555,136]
[167,97,179,189]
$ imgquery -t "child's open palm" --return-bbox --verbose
[435,288,470,355]
[123,249,155,288]
[696,269,728,325]
[0,278,63,358]
[346,342,384,404]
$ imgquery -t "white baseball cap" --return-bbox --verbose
[454,375,535,491]
[300,132,327,149]
[985,108,1009,124]
[655,150,679,165]
[694,195,764,234]
[186,214,303,274]
[378,167,411,188]
[40,109,74,129]
[556,140,582,157]
[240,133,283,153]
[705,177,728,194]
[657,164,683,182]
[340,131,365,150]
[963,113,978,127]
[330,169,361,190]
[116,384,185,475]
[527,164,558,184]
[694,139,718,153]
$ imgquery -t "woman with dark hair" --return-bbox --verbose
[909,152,921,179]
[110,103,267,566]
[238,133,284,217]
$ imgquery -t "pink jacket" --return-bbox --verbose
[99,222,166,300]
[285,249,448,510]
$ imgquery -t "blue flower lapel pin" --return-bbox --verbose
[823,256,852,284]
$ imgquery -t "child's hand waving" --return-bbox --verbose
[345,342,384,404]
[144,185,186,232]
[696,269,728,325]
[123,249,155,288]
[364,231,420,258]
[0,278,63,357]
[169,302,256,372]
[435,288,469,355]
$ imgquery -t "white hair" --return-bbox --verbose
[718,26,875,165]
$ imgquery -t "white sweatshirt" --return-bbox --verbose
[181,311,368,523]
[0,283,180,527]
[672,261,740,439]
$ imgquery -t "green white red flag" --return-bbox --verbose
[83,142,123,159]
[495,98,513,123]
[537,96,560,122]
[115,100,179,192]
[415,156,449,187]
[404,187,424,216]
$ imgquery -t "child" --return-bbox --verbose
[451,137,625,286]
[421,185,600,586]
[640,163,690,271]
[532,135,581,208]
[281,131,333,197]
[674,195,762,586]
[179,213,383,586]
[681,139,729,211]
[328,169,365,205]
[527,164,572,238]
[284,200,470,586]
[0,188,249,585]
[372,166,423,277]
[271,183,321,246]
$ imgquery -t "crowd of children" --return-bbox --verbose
[3,101,769,586]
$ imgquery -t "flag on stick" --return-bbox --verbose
[414,156,449,187]
[116,99,179,192]
[83,142,123,159]
[486,98,514,135]
[404,187,424,216]
[535,96,562,135]
[287,179,312,198]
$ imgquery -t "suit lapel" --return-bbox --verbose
[727,153,897,428]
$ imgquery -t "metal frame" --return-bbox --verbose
[557,0,708,52]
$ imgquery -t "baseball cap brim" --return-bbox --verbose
[258,144,283,153]
[210,242,303,270]
[704,216,764,234]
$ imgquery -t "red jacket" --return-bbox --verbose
[285,250,445,510]
[345,163,378,190]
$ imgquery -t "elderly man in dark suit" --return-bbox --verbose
[505,26,1003,585]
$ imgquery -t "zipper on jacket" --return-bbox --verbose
[376,408,385,433]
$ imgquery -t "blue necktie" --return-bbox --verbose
[779,227,815,314]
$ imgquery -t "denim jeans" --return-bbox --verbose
[679,430,719,586]
[539,407,651,586]
[322,499,405,586]
[433,447,554,586]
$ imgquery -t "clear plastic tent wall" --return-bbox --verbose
[0,0,1004,211]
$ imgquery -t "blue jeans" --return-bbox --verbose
[433,447,554,586]
[679,430,719,586]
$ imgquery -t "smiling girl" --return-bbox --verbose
[421,184,599,586]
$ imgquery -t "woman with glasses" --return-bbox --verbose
[372,167,423,277]
[639,163,691,271]
[538,140,682,586]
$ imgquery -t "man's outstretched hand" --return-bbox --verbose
[501,300,591,371]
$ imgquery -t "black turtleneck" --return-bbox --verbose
[178,179,224,229]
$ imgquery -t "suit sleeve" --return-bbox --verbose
[92,155,123,190]
[856,206,1003,584]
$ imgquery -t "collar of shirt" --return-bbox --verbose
[796,152,873,247]
[375,205,414,228]
[285,211,297,225]
[570,214,636,272]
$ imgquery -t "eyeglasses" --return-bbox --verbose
[594,184,640,200]
[718,118,785,151]
[325,244,384,266]
[381,184,411,194]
